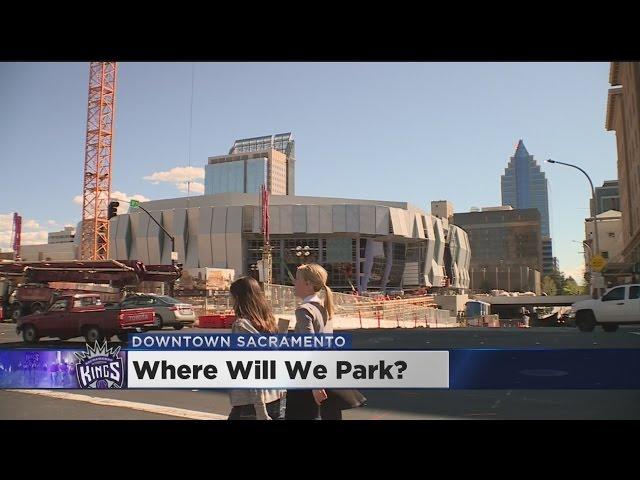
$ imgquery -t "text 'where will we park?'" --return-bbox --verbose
[127,351,449,389]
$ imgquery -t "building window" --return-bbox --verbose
[602,251,609,259]
[608,232,615,238]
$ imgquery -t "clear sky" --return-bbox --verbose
[0,62,618,282]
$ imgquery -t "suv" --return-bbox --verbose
[569,284,640,332]
[120,294,196,330]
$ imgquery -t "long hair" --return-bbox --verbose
[296,263,335,319]
[230,276,277,334]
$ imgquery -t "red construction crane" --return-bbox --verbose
[80,62,117,261]
[260,184,272,288]
[11,212,22,260]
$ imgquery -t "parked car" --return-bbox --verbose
[16,294,155,343]
[569,284,640,332]
[119,294,196,330]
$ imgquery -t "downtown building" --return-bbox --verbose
[591,180,620,217]
[501,140,555,277]
[108,193,471,292]
[205,133,295,196]
[108,134,470,293]
[606,62,640,268]
[452,206,542,294]
[47,226,75,244]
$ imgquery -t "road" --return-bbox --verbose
[1,321,640,420]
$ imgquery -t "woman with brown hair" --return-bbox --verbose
[227,276,286,420]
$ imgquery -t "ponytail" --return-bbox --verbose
[297,263,335,319]
[322,284,335,320]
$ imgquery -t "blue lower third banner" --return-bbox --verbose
[1,346,640,389]
[449,349,640,389]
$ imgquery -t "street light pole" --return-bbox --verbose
[132,204,176,265]
[546,159,601,296]
[124,200,178,295]
[547,159,600,255]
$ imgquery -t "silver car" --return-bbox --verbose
[120,294,196,330]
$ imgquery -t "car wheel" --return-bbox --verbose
[84,326,103,343]
[154,314,164,330]
[174,324,184,330]
[576,311,596,332]
[602,324,619,332]
[11,305,22,323]
[22,325,39,344]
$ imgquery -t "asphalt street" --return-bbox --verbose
[1,322,640,420]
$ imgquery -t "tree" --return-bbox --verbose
[562,276,581,295]
[542,276,557,296]
[547,268,566,293]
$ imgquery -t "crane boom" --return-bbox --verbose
[80,62,117,260]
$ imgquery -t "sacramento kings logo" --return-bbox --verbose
[74,340,124,389]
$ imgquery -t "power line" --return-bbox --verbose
[187,62,195,204]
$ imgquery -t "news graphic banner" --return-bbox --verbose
[1,333,640,390]
[0,344,125,389]
[128,350,448,388]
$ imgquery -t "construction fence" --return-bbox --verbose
[177,284,460,330]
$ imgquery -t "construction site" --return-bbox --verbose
[0,61,481,332]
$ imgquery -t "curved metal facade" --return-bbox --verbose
[109,193,470,291]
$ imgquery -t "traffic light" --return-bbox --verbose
[108,201,119,220]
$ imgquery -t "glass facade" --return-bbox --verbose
[501,140,550,237]
[205,158,268,196]
[245,236,361,290]
[387,243,406,287]
[542,237,554,275]
[205,162,245,195]
[367,240,387,289]
[246,158,268,194]
[452,209,542,270]
[229,133,295,195]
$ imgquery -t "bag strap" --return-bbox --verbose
[308,302,328,326]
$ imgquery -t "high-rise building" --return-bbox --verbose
[606,62,640,265]
[542,237,554,276]
[501,140,550,236]
[501,139,553,275]
[452,207,542,293]
[205,149,288,196]
[228,133,295,195]
[591,180,620,216]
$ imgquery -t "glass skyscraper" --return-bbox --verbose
[501,140,550,237]
[501,140,554,275]
[229,133,295,195]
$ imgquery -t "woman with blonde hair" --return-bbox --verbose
[227,276,286,420]
[284,263,334,420]
[285,263,365,420]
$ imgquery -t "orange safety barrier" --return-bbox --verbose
[198,313,236,329]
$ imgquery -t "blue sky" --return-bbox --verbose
[0,62,618,281]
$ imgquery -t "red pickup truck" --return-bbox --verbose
[15,294,155,344]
